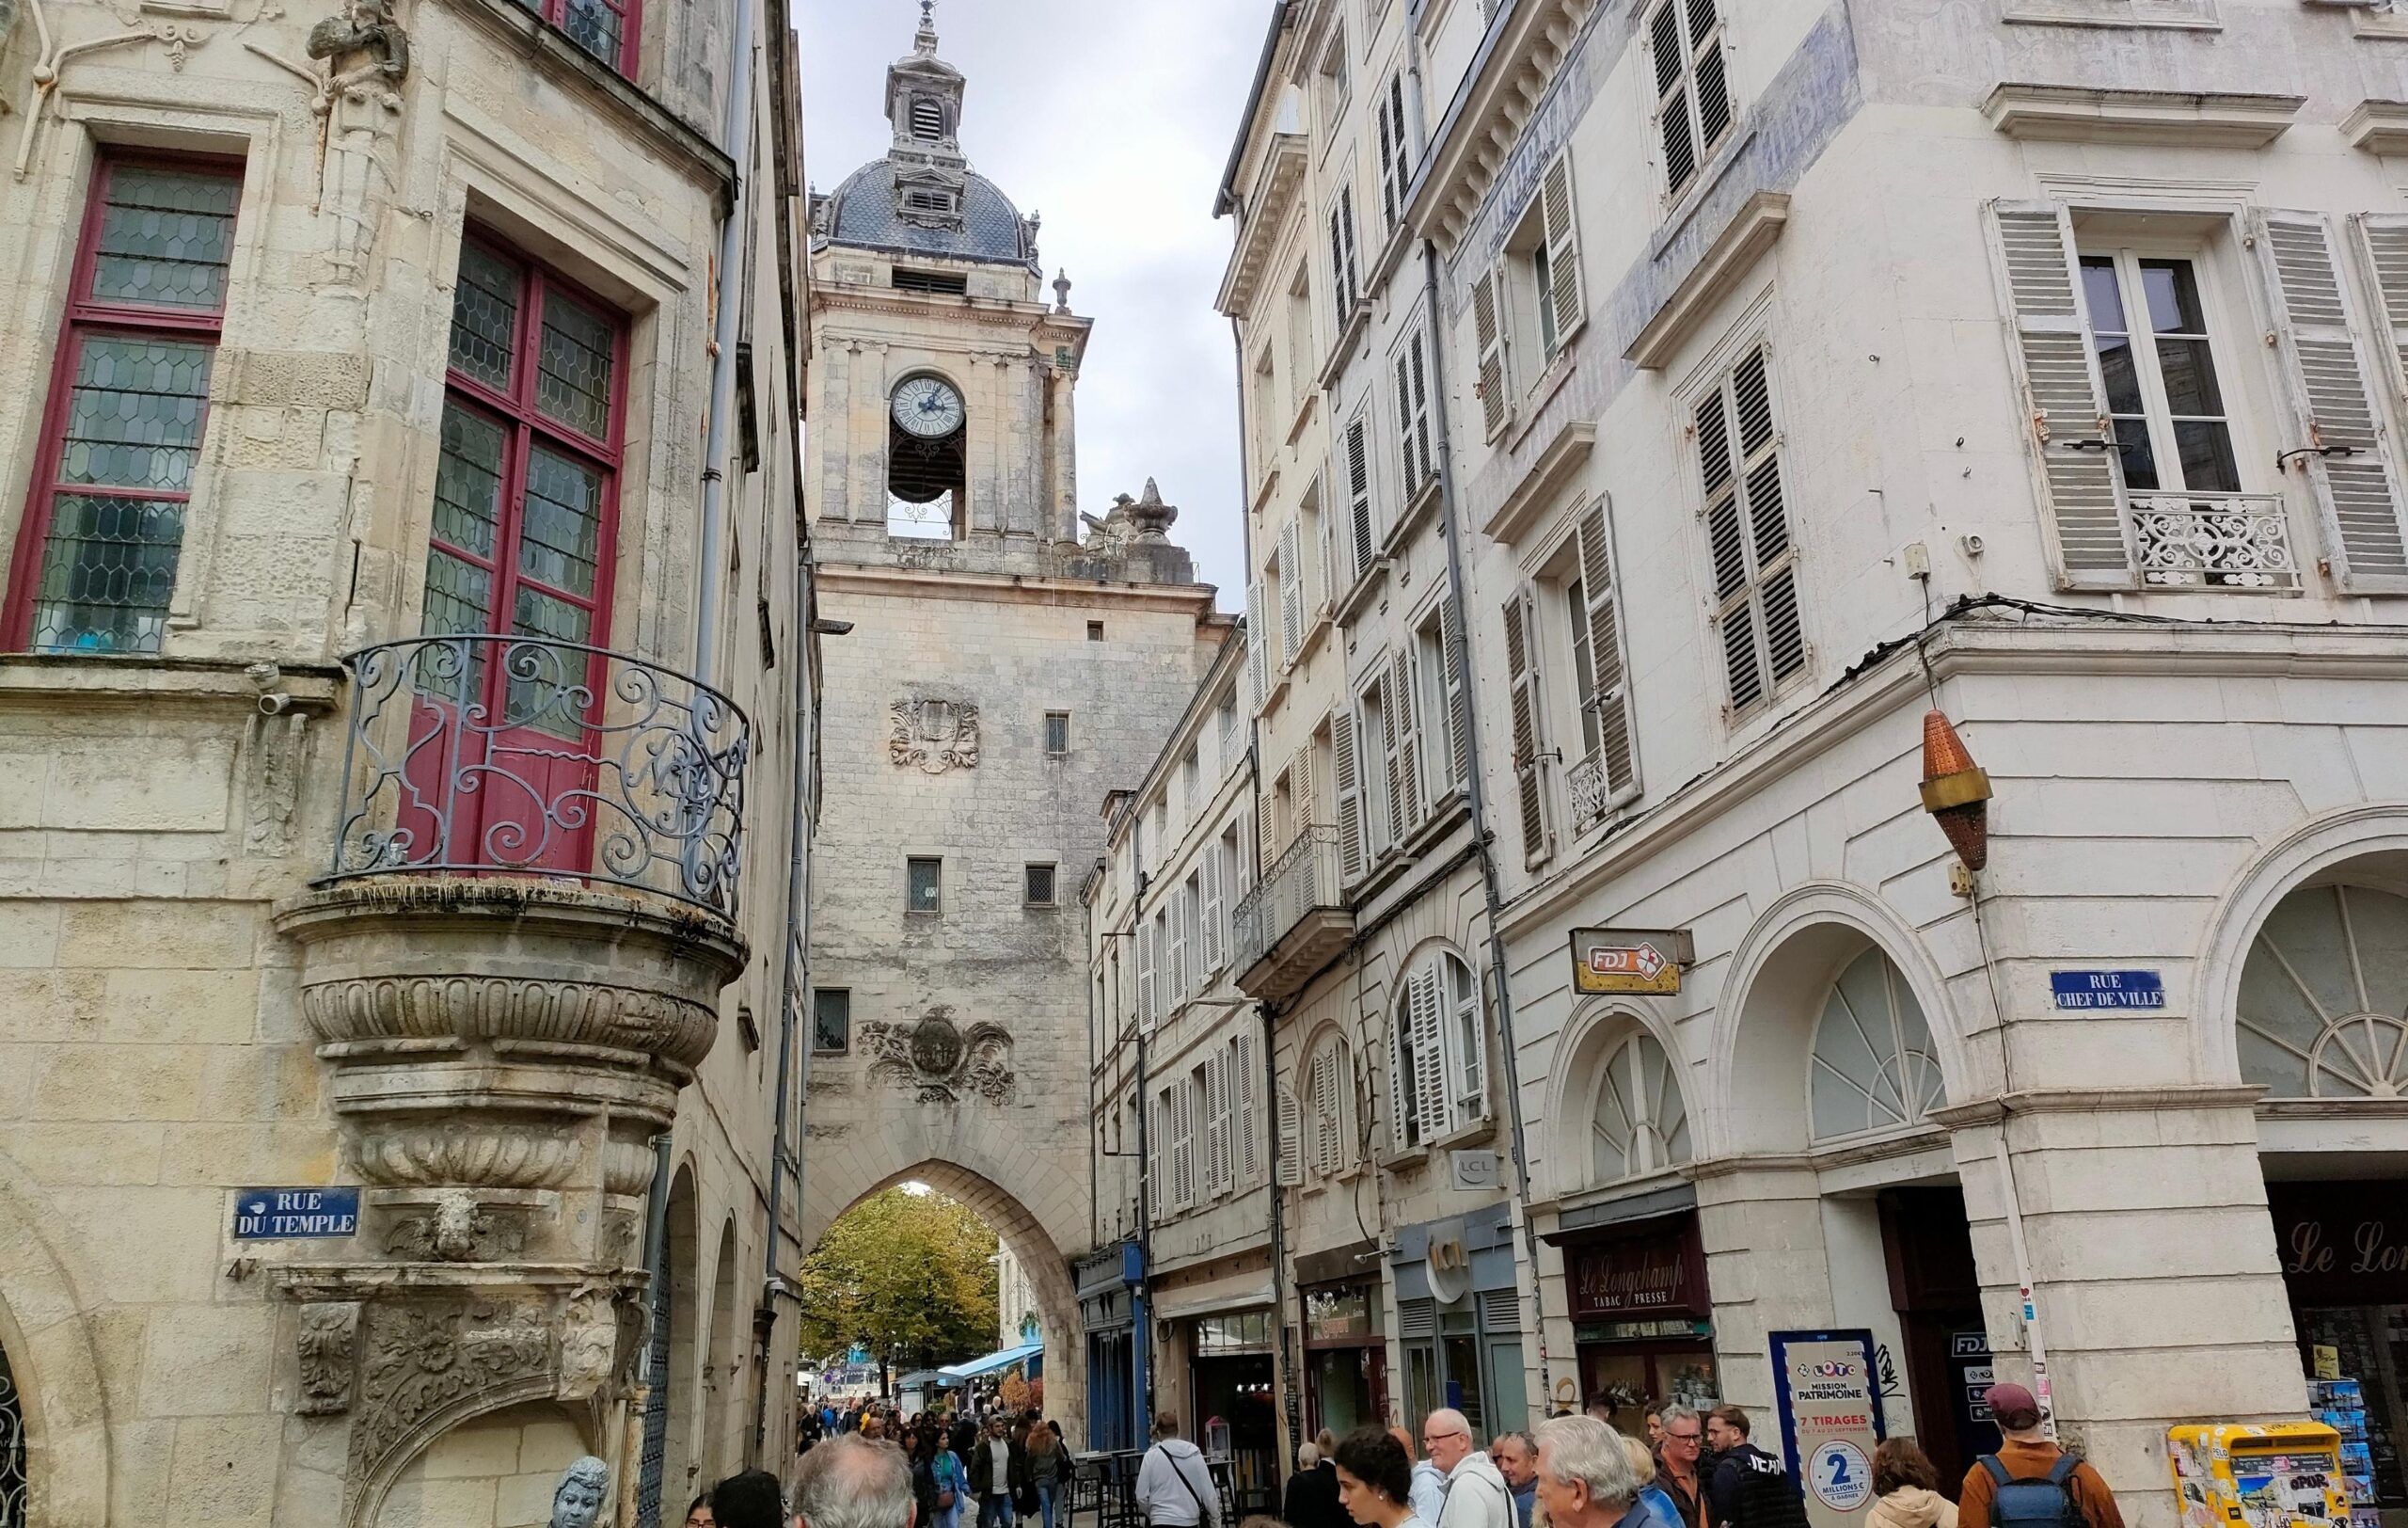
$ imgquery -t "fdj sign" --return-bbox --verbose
[1570,928,1695,996]
[232,1186,360,1241]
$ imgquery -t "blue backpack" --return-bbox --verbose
[1981,1455,2086,1528]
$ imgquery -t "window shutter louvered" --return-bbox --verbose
[1201,837,1223,972]
[1136,920,1157,1029]
[1542,155,1586,341]
[1316,499,1338,613]
[1329,200,1349,318]
[1411,964,1449,1146]
[1311,1046,1343,1173]
[1174,1081,1196,1205]
[1210,1052,1232,1195]
[1378,672,1408,847]
[1438,596,1469,797]
[1473,264,1510,438]
[1346,418,1376,578]
[1246,582,1271,704]
[1276,1081,1303,1186]
[1398,326,1434,496]
[1577,500,1638,800]
[1279,518,1306,664]
[1339,185,1360,310]
[1237,1031,1260,1181]
[1986,200,2130,584]
[1332,708,1365,882]
[1390,647,1422,830]
[1164,906,1185,1010]
[1502,592,1551,865]
[1701,350,1803,713]
[1294,742,1315,834]
[2261,210,2408,591]
[1376,75,1410,232]
[1149,1094,1168,1208]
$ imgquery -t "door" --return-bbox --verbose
[1879,1187,1994,1485]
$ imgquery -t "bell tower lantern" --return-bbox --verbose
[885,1,967,231]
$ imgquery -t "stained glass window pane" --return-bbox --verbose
[59,337,212,491]
[30,495,184,653]
[433,406,506,564]
[450,244,520,389]
[89,165,240,310]
[562,0,626,69]
[520,443,603,597]
[537,291,615,438]
[421,549,493,640]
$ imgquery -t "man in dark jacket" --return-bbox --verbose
[972,1414,1032,1528]
[1703,1407,1809,1528]
[1283,1442,1347,1528]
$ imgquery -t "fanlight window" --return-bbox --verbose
[2238,883,2408,1100]
[1809,948,1946,1141]
[1591,1030,1690,1185]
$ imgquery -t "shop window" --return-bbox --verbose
[8,157,243,654]
[2238,883,2408,1098]
[1590,1030,1691,1185]
[1808,948,1946,1142]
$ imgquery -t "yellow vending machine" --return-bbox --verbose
[2169,1424,2354,1528]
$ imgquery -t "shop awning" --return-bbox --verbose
[939,1342,1042,1379]
[898,1369,964,1390]
[1150,1283,1275,1327]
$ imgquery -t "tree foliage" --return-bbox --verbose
[795,1187,1000,1368]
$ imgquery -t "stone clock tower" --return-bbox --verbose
[799,7,1230,1441]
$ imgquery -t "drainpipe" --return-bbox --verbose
[1420,236,1555,1423]
[692,0,757,687]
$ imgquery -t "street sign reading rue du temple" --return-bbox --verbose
[231,1186,360,1240]
[1571,928,1695,996]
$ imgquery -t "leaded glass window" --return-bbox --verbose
[2239,883,2408,1099]
[1809,947,1947,1141]
[1591,1030,1690,1185]
[10,158,241,654]
[511,0,636,75]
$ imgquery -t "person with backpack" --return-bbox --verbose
[1702,1407,1810,1528]
[1956,1385,2123,1528]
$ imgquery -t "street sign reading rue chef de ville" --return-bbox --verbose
[232,1186,360,1240]
[1571,928,1696,996]
[2048,969,2166,1011]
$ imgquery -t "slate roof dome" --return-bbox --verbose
[820,161,1037,270]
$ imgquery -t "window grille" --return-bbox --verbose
[1024,864,1057,907]
[812,989,851,1055]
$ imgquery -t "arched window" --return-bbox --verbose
[1,1341,28,1525]
[1591,1029,1690,1185]
[1393,949,1488,1149]
[1307,1034,1355,1176]
[2238,883,2408,1099]
[1808,947,1945,1141]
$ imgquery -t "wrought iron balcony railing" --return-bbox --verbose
[2129,492,2298,591]
[319,634,752,918]
[1231,825,1344,978]
[1565,749,1610,837]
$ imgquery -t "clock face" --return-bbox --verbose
[892,375,966,439]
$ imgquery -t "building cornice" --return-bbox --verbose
[815,561,1228,616]
[1928,1084,2267,1126]
[1982,83,2305,149]
[1217,134,1309,318]
[1403,0,1602,253]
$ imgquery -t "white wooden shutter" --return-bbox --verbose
[2264,211,2408,591]
[1542,154,1586,342]
[1410,963,1449,1146]
[1986,200,2129,585]
[1186,883,1203,995]
[1246,582,1271,703]
[1136,920,1157,1029]
[1376,74,1409,232]
[1329,199,1350,316]
[1316,496,1339,613]
[1576,499,1638,801]
[1390,648,1422,831]
[1339,185,1360,310]
[1397,326,1434,496]
[1200,838,1223,972]
[1473,263,1510,438]
[1293,742,1315,835]
[1276,1083,1303,1186]
[1173,1081,1196,1205]
[1279,517,1306,664]
[1310,1046,1343,1174]
[1163,905,1183,1008]
[1346,417,1376,579]
[1239,1031,1262,1180]
[1378,671,1408,848]
[1502,590,1551,866]
[1331,707,1365,882]
[1149,1094,1168,1208]
[1208,1053,1231,1195]
[1438,597,1469,797]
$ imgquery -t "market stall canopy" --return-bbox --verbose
[939,1341,1042,1379]
[900,1369,966,1389]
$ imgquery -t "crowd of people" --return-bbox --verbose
[751,1381,2123,1528]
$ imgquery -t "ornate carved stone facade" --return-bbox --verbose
[862,1009,1016,1104]
[889,693,982,773]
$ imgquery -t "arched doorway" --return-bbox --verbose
[660,1164,703,1509]
[374,1399,594,1527]
[704,1218,740,1482]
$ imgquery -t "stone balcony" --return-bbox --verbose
[265,635,752,1512]
[1232,826,1352,1000]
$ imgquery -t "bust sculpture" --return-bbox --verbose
[549,1456,610,1528]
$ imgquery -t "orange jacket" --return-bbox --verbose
[1957,1440,2123,1528]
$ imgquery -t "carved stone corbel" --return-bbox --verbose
[295,1298,363,1415]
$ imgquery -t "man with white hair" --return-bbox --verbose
[1535,1416,1649,1528]
[794,1434,920,1528]
[1424,1409,1513,1528]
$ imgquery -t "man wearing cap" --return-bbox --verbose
[1957,1384,2123,1528]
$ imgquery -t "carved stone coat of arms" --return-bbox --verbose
[890,695,980,774]
[863,1008,1015,1103]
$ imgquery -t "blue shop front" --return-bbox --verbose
[1077,1240,1148,1453]
[1390,1205,1528,1438]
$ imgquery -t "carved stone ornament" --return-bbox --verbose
[346,1297,553,1516]
[863,1007,1015,1103]
[549,1456,610,1528]
[384,1190,527,1262]
[556,1287,617,1401]
[889,694,981,774]
[296,1300,363,1415]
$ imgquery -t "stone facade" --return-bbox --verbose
[1209,1,2408,1523]
[798,14,1228,1451]
[0,0,815,1512]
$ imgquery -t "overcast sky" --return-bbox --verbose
[796,1,1259,607]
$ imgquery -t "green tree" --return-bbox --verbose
[795,1186,1000,1370]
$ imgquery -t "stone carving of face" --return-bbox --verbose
[551,1456,610,1528]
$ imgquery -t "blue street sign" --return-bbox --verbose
[232,1186,359,1240]
[2049,969,2165,1011]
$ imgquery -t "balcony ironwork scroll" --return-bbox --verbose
[320,634,751,918]
[1231,825,1342,975]
[1566,750,1611,837]
[2129,492,2298,591]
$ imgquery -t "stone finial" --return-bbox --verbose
[549,1457,610,1528]
[914,0,938,55]
[1054,269,1072,313]
[1126,479,1178,539]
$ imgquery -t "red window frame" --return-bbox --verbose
[519,0,642,78]
[4,151,245,654]
[427,230,628,653]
